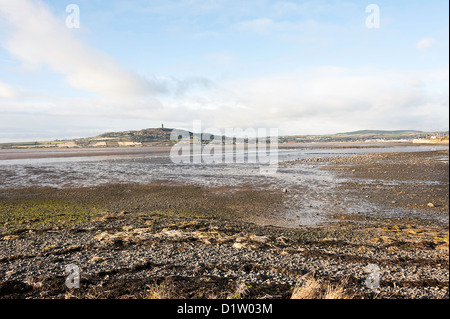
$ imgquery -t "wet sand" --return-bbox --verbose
[0,141,442,161]
[0,148,448,299]
[0,147,172,161]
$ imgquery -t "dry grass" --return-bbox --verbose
[146,279,176,299]
[228,280,249,299]
[291,276,321,299]
[291,274,351,299]
[323,281,350,299]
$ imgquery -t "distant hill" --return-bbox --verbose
[96,127,177,144]
[0,127,448,149]
[335,130,422,135]
[279,129,448,143]
[0,127,221,149]
[74,127,203,147]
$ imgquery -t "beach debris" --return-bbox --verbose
[276,236,288,245]
[2,235,20,241]
[161,229,185,238]
[249,234,270,244]
[232,242,245,249]
[91,256,106,263]
[371,236,392,244]
[94,231,137,245]
[133,228,152,234]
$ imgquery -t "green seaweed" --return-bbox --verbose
[0,197,102,228]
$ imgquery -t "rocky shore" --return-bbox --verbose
[0,150,448,299]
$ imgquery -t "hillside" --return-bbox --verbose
[0,128,448,149]
[336,130,422,136]
[279,130,448,143]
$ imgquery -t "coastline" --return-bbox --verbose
[0,149,448,299]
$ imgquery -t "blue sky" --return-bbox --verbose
[0,0,448,142]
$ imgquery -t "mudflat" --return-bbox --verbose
[0,149,448,299]
[0,146,171,160]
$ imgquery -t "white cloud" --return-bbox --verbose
[0,0,162,98]
[21,66,450,134]
[416,37,436,50]
[1,65,448,138]
[196,66,450,134]
[0,80,16,99]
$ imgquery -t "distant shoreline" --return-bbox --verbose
[1,141,449,161]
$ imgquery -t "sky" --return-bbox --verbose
[0,0,448,142]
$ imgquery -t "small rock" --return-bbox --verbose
[427,203,435,208]
[282,188,288,193]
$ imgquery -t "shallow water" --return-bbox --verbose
[0,143,447,189]
[0,143,448,226]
